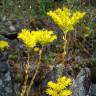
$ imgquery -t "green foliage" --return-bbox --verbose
[0,0,35,19]
[0,0,55,19]
[43,52,55,65]
[15,73,23,82]
[83,8,96,39]
[39,0,53,16]
[8,51,18,60]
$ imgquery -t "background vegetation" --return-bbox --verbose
[0,0,96,96]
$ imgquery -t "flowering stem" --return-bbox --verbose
[26,48,43,96]
[63,33,67,64]
[20,51,30,96]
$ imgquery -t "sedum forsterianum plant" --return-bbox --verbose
[18,29,57,48]
[47,7,86,33]
[18,29,37,96]
[47,7,86,64]
[46,76,72,96]
[18,28,57,96]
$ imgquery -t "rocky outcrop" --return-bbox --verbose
[71,67,91,96]
[0,62,14,96]
[90,83,96,96]
[0,61,95,96]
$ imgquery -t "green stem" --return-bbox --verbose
[63,33,67,64]
[20,51,30,96]
[26,48,42,96]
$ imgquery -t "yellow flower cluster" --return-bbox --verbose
[18,29,57,49]
[31,30,57,46]
[46,76,72,96]
[47,7,86,33]
[0,40,9,49]
[18,29,36,49]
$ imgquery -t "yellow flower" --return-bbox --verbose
[18,29,57,49]
[60,90,72,96]
[57,77,72,91]
[31,30,57,46]
[0,40,9,49]
[71,11,86,25]
[46,89,58,96]
[47,81,57,89]
[34,47,40,52]
[47,7,86,33]
[46,76,72,96]
[17,29,36,49]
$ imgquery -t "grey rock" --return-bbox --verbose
[9,25,16,31]
[0,71,13,96]
[13,83,20,96]
[5,87,13,93]
[71,67,91,96]
[0,62,14,96]
[0,62,9,73]
[0,79,3,85]
[90,83,96,96]
[5,72,11,81]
